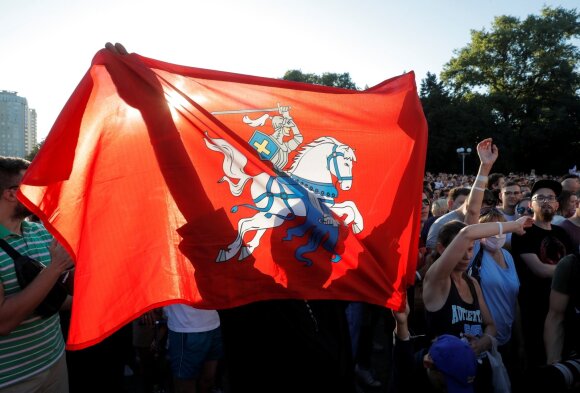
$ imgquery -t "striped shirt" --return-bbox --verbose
[0,221,65,388]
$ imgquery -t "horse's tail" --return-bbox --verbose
[204,133,252,196]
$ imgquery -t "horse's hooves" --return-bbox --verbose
[238,247,250,260]
[216,250,229,262]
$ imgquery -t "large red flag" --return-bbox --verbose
[19,49,427,350]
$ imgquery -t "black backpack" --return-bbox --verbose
[0,239,71,318]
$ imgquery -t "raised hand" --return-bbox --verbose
[514,215,534,235]
[48,240,74,274]
[477,138,498,167]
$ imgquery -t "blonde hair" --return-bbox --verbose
[478,207,506,223]
[431,198,449,216]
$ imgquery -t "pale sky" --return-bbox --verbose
[0,0,578,141]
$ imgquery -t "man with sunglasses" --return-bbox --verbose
[0,157,74,392]
[511,179,574,373]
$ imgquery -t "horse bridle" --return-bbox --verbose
[326,144,353,182]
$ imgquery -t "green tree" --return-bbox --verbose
[440,6,580,174]
[420,72,496,173]
[25,140,44,162]
[282,70,359,90]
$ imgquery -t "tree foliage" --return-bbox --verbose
[437,6,580,174]
[282,70,359,90]
[25,140,43,162]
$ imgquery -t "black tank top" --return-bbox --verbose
[426,273,484,339]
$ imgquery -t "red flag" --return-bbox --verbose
[19,49,427,350]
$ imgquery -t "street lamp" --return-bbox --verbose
[456,147,472,175]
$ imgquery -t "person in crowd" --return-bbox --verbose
[544,250,579,365]
[487,173,506,203]
[515,197,533,218]
[408,191,435,344]
[511,179,574,370]
[387,299,478,393]
[464,139,526,390]
[164,304,223,393]
[488,173,506,191]
[132,308,169,393]
[426,187,495,252]
[560,174,580,194]
[431,198,449,218]
[552,190,577,225]
[447,187,470,211]
[0,156,74,392]
[498,181,522,222]
[555,192,580,250]
[423,214,532,392]
[346,301,383,389]
[498,181,523,250]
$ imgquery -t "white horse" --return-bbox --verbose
[204,134,364,265]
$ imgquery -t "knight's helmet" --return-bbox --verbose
[271,115,285,131]
[272,115,296,131]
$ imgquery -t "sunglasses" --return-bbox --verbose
[422,198,430,206]
[516,206,533,215]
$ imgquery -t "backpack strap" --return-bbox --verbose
[467,243,485,279]
[0,238,23,260]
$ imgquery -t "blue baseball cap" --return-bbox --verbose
[429,334,477,393]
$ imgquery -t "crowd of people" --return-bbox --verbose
[2,136,579,393]
[1,45,579,393]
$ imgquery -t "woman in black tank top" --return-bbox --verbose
[423,218,532,354]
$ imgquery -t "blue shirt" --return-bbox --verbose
[469,241,519,346]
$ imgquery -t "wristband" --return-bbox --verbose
[472,186,485,192]
[393,330,411,343]
[476,175,488,182]
[415,271,422,282]
[497,222,503,236]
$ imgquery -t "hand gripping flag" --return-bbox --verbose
[19,49,427,349]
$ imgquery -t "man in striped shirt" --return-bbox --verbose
[0,156,73,392]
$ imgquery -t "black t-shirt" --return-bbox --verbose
[511,224,573,366]
[512,224,573,301]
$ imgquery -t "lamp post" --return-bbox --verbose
[456,147,472,175]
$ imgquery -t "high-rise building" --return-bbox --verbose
[0,90,37,158]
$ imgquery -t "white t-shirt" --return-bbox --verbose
[164,304,220,333]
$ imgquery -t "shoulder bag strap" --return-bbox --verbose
[0,238,23,260]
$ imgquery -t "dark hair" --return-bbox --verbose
[437,220,467,247]
[0,156,30,192]
[502,181,520,190]
[483,189,497,206]
[448,187,470,202]
[488,173,505,189]
[556,190,574,215]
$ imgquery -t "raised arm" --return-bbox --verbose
[425,217,533,285]
[465,138,498,225]
[544,289,568,364]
